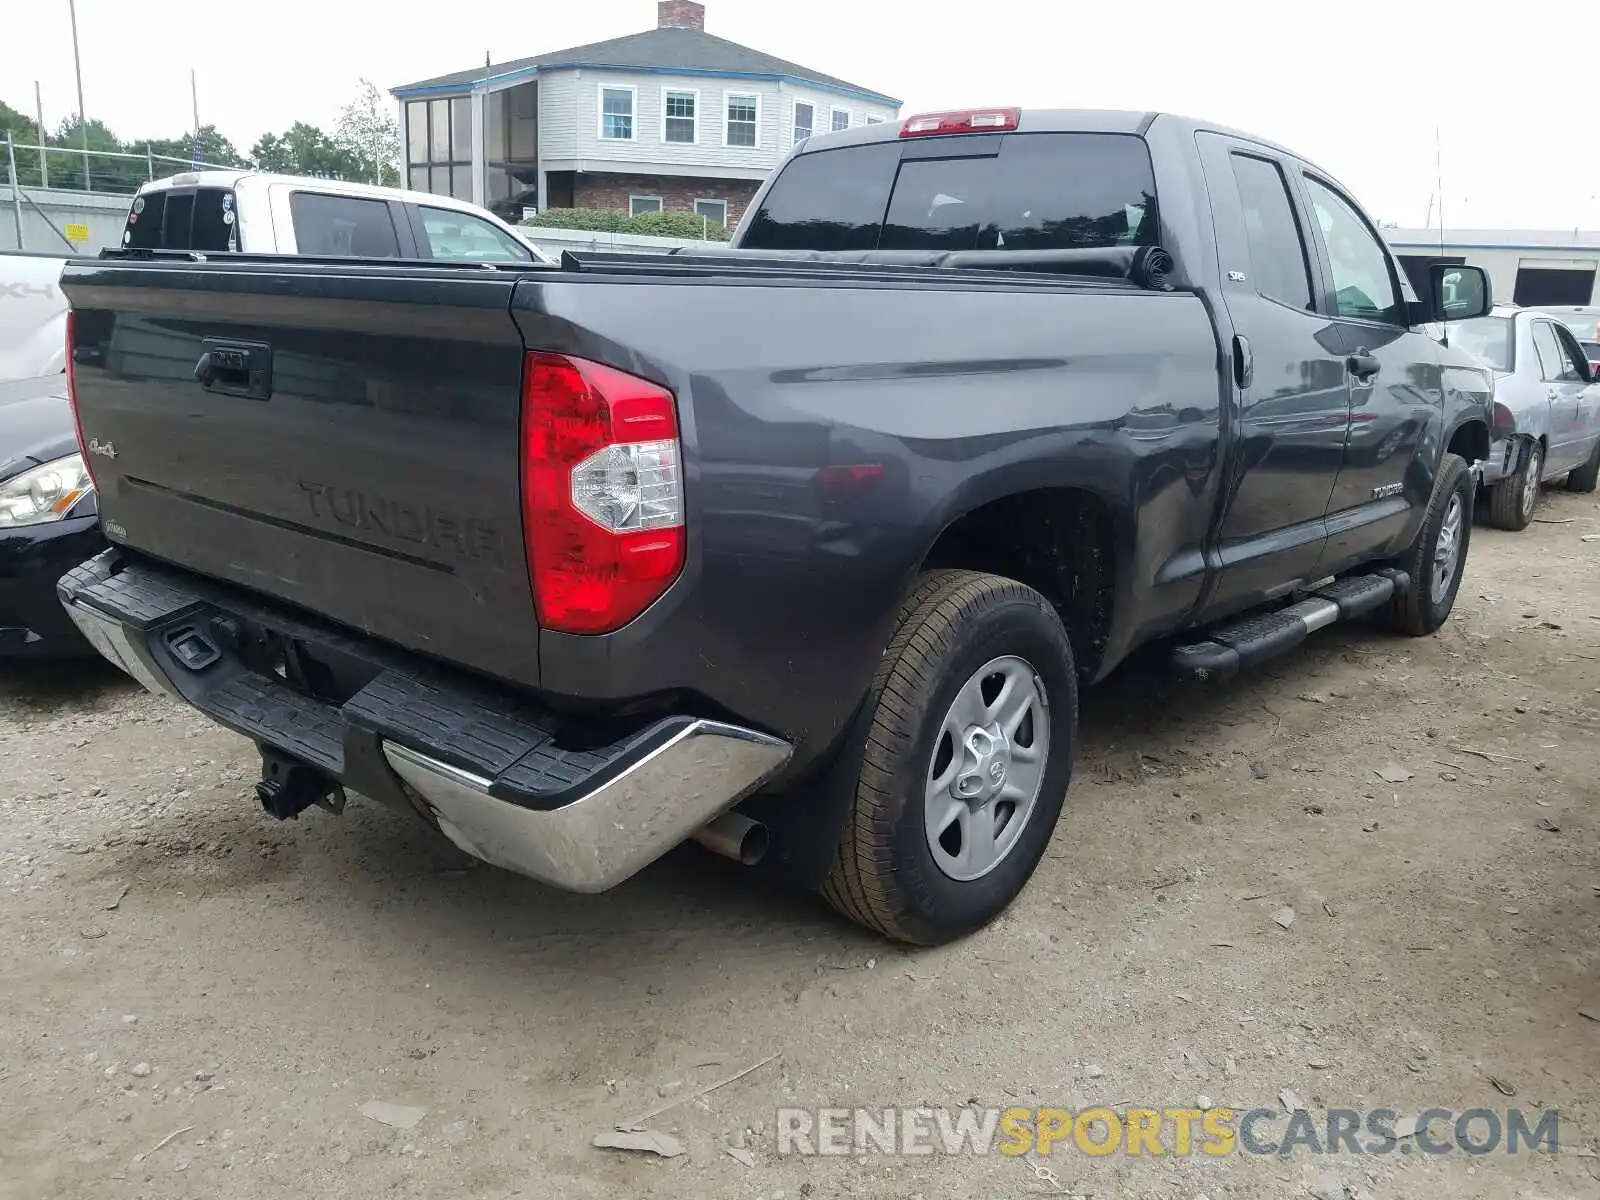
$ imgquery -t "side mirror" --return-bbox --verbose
[1429,263,1492,322]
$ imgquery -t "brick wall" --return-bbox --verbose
[572,173,761,226]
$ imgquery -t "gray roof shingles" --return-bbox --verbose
[392,26,897,103]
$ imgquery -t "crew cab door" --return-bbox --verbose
[1538,320,1591,472]
[1295,173,1444,572]
[1193,134,1350,617]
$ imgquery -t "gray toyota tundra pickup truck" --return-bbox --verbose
[57,109,1496,945]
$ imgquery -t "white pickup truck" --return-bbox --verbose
[0,172,553,383]
[0,250,70,381]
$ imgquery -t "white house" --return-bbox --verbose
[391,1,901,229]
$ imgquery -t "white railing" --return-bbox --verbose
[2,131,244,196]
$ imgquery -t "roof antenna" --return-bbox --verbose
[485,50,492,67]
[1435,124,1449,348]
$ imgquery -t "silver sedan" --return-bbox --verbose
[1450,306,1600,530]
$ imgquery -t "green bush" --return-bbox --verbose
[524,207,730,241]
[526,207,629,233]
[623,210,730,241]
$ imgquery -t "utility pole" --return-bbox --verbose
[68,0,90,188]
[33,81,49,188]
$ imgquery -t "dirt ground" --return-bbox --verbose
[1,492,1597,1200]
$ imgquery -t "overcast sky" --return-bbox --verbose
[5,0,1597,229]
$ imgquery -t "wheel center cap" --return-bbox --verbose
[954,723,1010,806]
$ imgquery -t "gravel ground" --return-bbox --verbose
[1,492,1598,1200]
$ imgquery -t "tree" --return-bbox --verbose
[2,79,398,194]
[334,79,400,187]
[45,115,138,192]
[249,121,367,179]
[137,125,243,172]
[0,98,48,187]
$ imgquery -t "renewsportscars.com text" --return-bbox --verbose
[776,1106,1559,1158]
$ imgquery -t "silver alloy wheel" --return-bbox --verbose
[1431,491,1464,605]
[923,655,1050,882]
[1521,446,1542,522]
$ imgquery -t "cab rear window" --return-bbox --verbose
[122,186,238,251]
[741,132,1158,253]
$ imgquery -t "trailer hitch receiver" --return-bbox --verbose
[254,748,346,821]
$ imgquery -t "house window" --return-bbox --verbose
[404,96,474,200]
[629,196,664,217]
[726,93,759,148]
[865,114,885,126]
[694,198,728,228]
[663,89,698,144]
[831,108,851,132]
[600,86,636,140]
[793,101,815,146]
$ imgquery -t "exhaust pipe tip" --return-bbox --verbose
[693,811,770,867]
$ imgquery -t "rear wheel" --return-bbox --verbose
[1385,452,1473,637]
[1563,439,1600,493]
[820,570,1077,945]
[1486,439,1541,530]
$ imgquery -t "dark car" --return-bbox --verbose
[60,108,1495,945]
[0,375,104,655]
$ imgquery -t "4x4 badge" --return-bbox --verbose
[88,438,117,460]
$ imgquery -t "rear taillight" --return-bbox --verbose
[521,352,684,635]
[64,310,98,487]
[900,107,1020,138]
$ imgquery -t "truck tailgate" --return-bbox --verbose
[62,260,540,687]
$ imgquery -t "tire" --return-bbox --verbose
[1486,439,1541,530]
[820,570,1077,945]
[1563,439,1600,493]
[1384,452,1474,637]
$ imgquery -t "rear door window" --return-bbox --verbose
[1228,153,1313,311]
[1548,323,1587,382]
[1531,321,1565,381]
[289,192,402,257]
[742,132,1158,253]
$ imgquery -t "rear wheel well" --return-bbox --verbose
[921,489,1116,679]
[1447,419,1490,468]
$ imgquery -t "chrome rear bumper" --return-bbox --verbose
[57,552,792,895]
[382,722,789,892]
[63,597,183,701]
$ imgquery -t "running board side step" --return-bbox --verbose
[1171,569,1408,681]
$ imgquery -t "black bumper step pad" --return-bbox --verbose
[57,551,662,811]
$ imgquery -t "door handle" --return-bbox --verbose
[1346,352,1381,382]
[1232,334,1253,390]
[195,338,273,400]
